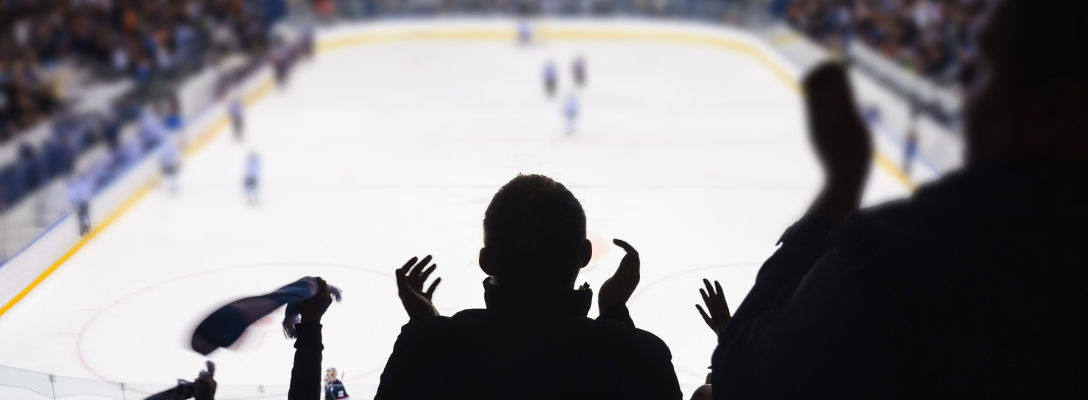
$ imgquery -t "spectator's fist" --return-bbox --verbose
[803,63,872,190]
[599,239,641,315]
[696,279,731,337]
[396,256,441,321]
[194,361,216,400]
[194,375,217,400]
[299,277,333,324]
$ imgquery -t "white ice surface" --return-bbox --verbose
[0,38,909,395]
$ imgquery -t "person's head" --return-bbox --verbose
[480,174,591,291]
[325,367,337,382]
[964,0,1088,164]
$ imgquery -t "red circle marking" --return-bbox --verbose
[77,262,391,386]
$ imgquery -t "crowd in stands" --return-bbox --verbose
[785,0,991,83]
[0,0,281,212]
[0,0,274,143]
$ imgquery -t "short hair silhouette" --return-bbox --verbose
[483,174,587,289]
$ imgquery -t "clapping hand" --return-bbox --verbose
[598,239,641,315]
[696,279,731,337]
[396,256,442,321]
[803,63,872,223]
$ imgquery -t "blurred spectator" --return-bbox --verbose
[709,1,1088,397]
[0,0,275,145]
[785,0,990,82]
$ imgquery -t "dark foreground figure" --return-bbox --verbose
[288,175,681,400]
[706,0,1088,398]
[381,175,680,400]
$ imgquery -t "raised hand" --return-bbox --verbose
[194,361,217,400]
[599,239,641,315]
[695,279,731,337]
[803,63,873,223]
[396,256,442,321]
[299,277,333,324]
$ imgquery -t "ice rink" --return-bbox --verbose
[0,27,909,398]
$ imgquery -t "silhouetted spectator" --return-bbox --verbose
[705,1,1088,398]
[375,174,682,400]
[144,361,217,400]
[288,277,334,400]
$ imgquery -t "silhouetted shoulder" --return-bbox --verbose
[591,317,673,356]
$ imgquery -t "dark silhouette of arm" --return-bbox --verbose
[288,323,323,400]
[290,278,332,400]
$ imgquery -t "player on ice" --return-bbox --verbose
[324,368,350,400]
[564,93,579,134]
[517,20,533,46]
[160,137,182,193]
[230,97,245,141]
[67,177,92,236]
[902,106,919,179]
[572,55,586,88]
[543,61,558,98]
[244,153,261,205]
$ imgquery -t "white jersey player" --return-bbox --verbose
[245,153,260,205]
[564,93,580,134]
[160,138,182,193]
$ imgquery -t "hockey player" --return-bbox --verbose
[564,93,580,134]
[161,137,182,193]
[139,107,167,151]
[324,368,350,400]
[543,61,558,98]
[244,153,261,205]
[902,106,919,179]
[572,55,586,88]
[230,97,245,141]
[517,20,533,46]
[67,177,92,236]
[272,34,293,89]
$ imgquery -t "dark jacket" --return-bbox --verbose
[325,379,349,400]
[714,160,1088,399]
[375,280,683,400]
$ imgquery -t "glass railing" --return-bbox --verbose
[0,363,302,400]
[0,364,707,399]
